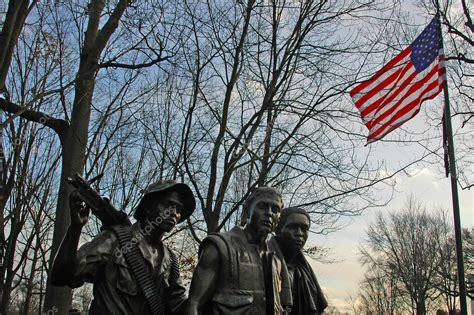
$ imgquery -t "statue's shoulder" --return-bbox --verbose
[77,227,120,260]
[100,224,131,241]
[91,224,136,253]
[200,231,227,253]
[199,226,244,258]
[227,225,245,238]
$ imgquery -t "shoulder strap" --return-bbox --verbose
[109,225,164,315]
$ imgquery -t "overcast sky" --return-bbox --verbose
[311,165,472,311]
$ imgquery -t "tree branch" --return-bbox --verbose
[460,0,473,33]
[0,99,69,137]
[94,0,130,55]
[98,55,170,70]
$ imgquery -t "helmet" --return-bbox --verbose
[134,180,196,223]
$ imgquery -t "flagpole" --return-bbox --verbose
[439,25,468,315]
[442,77,468,315]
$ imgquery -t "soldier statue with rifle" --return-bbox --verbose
[50,174,195,315]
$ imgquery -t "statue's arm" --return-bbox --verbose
[185,243,220,315]
[49,225,83,286]
[50,191,90,287]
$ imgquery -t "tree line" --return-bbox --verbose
[353,197,473,315]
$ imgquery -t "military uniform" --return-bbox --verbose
[267,236,327,315]
[70,223,187,315]
[199,226,292,314]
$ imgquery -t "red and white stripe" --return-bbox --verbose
[350,48,446,143]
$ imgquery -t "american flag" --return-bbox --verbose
[350,15,446,144]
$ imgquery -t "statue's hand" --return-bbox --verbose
[69,190,90,228]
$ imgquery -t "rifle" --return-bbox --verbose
[67,173,131,227]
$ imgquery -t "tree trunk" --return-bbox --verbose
[22,237,40,315]
[43,1,130,312]
[1,233,18,314]
[0,0,30,90]
[1,202,25,313]
[0,0,131,313]
[0,1,32,310]
[416,301,426,315]
[42,54,98,315]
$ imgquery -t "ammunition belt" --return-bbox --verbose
[168,249,179,285]
[111,225,164,315]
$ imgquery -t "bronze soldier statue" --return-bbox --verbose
[186,186,292,315]
[50,179,195,315]
[268,207,327,315]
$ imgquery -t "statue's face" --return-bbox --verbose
[248,195,282,236]
[147,191,183,232]
[278,213,310,251]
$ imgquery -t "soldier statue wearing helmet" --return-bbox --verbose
[50,179,195,315]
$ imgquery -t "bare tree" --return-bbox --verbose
[432,217,474,313]
[431,210,460,313]
[464,228,474,299]
[169,0,410,239]
[360,196,443,315]
[0,4,62,311]
[0,0,178,312]
[360,200,473,314]
[0,116,59,313]
[358,262,408,314]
